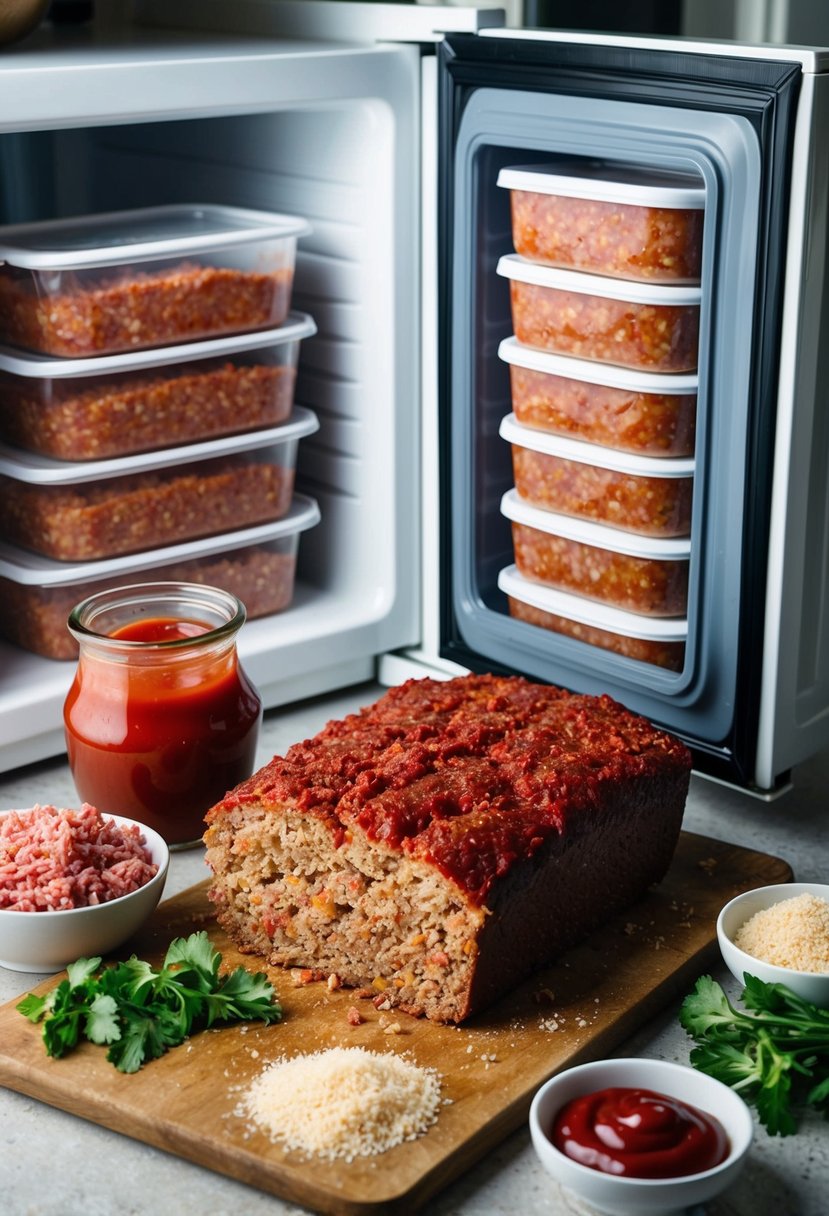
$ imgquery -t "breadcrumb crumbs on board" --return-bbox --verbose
[239,1047,443,1162]
[734,892,829,974]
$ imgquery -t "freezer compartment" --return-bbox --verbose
[497,161,705,283]
[0,495,320,660]
[0,204,310,357]
[0,30,421,774]
[444,64,762,739]
[499,564,687,672]
[498,338,698,457]
[0,314,315,461]
[500,412,694,538]
[0,409,318,561]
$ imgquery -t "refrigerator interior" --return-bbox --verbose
[0,29,422,770]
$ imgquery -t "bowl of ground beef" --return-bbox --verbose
[717,882,829,1007]
[0,802,168,972]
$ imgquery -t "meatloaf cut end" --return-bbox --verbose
[203,674,691,1023]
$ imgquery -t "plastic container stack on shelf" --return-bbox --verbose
[0,204,320,658]
[496,161,704,669]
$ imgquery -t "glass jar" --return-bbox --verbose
[63,582,262,849]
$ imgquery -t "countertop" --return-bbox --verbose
[0,680,827,1216]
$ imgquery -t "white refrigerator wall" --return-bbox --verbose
[0,31,423,768]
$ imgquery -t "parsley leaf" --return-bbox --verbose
[16,931,282,1073]
[680,974,829,1135]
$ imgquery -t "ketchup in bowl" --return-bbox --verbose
[551,1086,729,1179]
[64,582,262,849]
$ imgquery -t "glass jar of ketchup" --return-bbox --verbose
[64,582,262,849]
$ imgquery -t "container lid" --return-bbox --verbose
[498,336,698,394]
[0,312,317,378]
[0,493,321,587]
[496,254,702,305]
[0,405,319,485]
[500,487,692,559]
[496,161,705,209]
[0,204,312,270]
[498,564,688,641]
[499,413,695,477]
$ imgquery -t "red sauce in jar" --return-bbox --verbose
[113,617,211,643]
[551,1087,729,1179]
[64,614,262,848]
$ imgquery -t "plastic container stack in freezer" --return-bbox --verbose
[0,496,321,660]
[497,161,704,283]
[0,204,311,357]
[0,203,321,658]
[0,314,316,461]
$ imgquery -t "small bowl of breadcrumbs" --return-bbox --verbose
[717,882,829,1007]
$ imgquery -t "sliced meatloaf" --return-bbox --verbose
[203,674,691,1022]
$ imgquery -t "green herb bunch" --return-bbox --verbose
[17,930,282,1073]
[680,973,829,1135]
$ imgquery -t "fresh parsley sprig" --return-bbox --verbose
[16,930,282,1073]
[680,973,829,1135]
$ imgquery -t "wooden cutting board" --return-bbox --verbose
[0,830,792,1216]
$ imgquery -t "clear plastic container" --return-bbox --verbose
[497,162,704,283]
[500,413,694,538]
[498,563,687,671]
[498,337,697,457]
[0,495,320,660]
[0,313,316,461]
[497,255,701,373]
[0,204,311,357]
[501,488,690,617]
[0,407,318,561]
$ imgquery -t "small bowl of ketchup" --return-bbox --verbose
[529,1056,753,1215]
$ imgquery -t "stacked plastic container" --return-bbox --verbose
[0,204,320,659]
[495,161,704,670]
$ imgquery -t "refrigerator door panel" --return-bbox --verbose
[437,31,804,788]
[757,70,829,787]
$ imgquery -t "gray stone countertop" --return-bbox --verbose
[0,681,827,1216]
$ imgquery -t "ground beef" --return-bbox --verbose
[0,803,158,911]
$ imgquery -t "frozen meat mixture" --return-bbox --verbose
[510,446,693,538]
[0,457,294,561]
[0,545,298,661]
[510,522,689,616]
[509,280,700,372]
[204,674,691,1023]
[0,361,296,460]
[0,262,294,357]
[509,190,703,282]
[506,596,685,672]
[508,364,697,457]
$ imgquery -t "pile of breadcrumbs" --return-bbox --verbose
[734,892,829,973]
[240,1046,443,1161]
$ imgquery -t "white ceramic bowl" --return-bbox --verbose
[717,882,829,1007]
[0,811,169,973]
[529,1057,753,1216]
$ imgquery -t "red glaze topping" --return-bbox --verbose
[207,675,691,903]
[551,1087,729,1179]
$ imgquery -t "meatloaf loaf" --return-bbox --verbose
[203,674,691,1023]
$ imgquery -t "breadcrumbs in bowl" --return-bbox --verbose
[717,883,829,1008]
[0,804,169,973]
